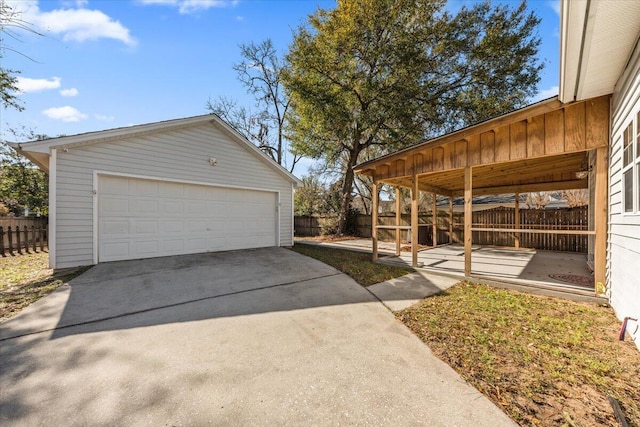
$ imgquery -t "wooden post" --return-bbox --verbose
[594,147,608,290]
[0,226,4,256]
[372,180,379,261]
[395,187,401,256]
[432,192,437,247]
[7,226,13,254]
[411,175,419,267]
[464,166,473,276]
[16,226,22,255]
[31,226,37,252]
[514,192,520,249]
[40,225,46,251]
[449,198,454,244]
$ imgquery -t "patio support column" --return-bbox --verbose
[449,197,454,243]
[411,175,419,267]
[395,187,401,256]
[372,180,379,261]
[514,192,520,249]
[432,192,437,247]
[464,166,473,276]
[594,146,608,290]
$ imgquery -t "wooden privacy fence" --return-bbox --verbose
[0,218,49,256]
[295,206,588,253]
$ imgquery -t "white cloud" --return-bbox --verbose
[138,0,237,14]
[534,85,559,102]
[42,106,88,122]
[236,15,244,21]
[16,76,62,93]
[10,0,136,46]
[94,113,115,121]
[59,88,79,97]
[548,0,560,16]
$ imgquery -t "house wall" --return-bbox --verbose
[609,40,640,348]
[53,122,294,268]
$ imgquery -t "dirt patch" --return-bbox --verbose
[294,235,361,242]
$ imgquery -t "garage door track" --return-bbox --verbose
[0,248,514,426]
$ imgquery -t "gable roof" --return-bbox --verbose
[7,114,302,186]
[560,0,640,103]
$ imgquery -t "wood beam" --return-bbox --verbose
[449,197,454,244]
[452,179,588,197]
[464,166,472,276]
[395,187,401,256]
[594,147,608,290]
[411,175,419,267]
[372,181,379,261]
[432,192,437,247]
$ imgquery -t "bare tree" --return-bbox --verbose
[562,189,588,207]
[207,39,300,173]
[525,192,550,209]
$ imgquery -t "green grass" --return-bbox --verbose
[289,243,413,287]
[0,252,91,321]
[398,281,640,426]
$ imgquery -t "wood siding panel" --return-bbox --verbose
[467,134,481,166]
[54,123,294,268]
[443,143,454,171]
[527,115,545,157]
[587,96,611,149]
[494,125,510,162]
[480,132,495,164]
[564,102,586,152]
[544,110,565,155]
[510,121,527,160]
[433,147,444,171]
[455,140,467,168]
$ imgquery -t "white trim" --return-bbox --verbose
[93,170,281,194]
[93,171,282,263]
[276,192,281,247]
[48,148,57,269]
[93,170,99,265]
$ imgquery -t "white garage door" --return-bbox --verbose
[98,175,277,262]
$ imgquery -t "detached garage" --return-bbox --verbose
[9,114,301,269]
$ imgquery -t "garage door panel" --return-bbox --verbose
[162,200,184,214]
[131,199,159,215]
[101,220,129,236]
[131,180,158,197]
[98,176,277,262]
[100,177,129,194]
[100,197,129,215]
[134,220,158,234]
[161,220,183,233]
[160,182,184,198]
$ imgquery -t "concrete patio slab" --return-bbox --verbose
[0,248,515,426]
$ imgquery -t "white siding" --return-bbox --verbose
[609,41,640,349]
[54,122,294,268]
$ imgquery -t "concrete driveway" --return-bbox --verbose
[0,248,514,426]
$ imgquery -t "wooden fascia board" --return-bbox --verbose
[354,97,564,173]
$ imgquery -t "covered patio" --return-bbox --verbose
[354,95,610,294]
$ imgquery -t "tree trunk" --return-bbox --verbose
[337,145,362,234]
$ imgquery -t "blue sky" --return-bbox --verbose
[2,0,560,175]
